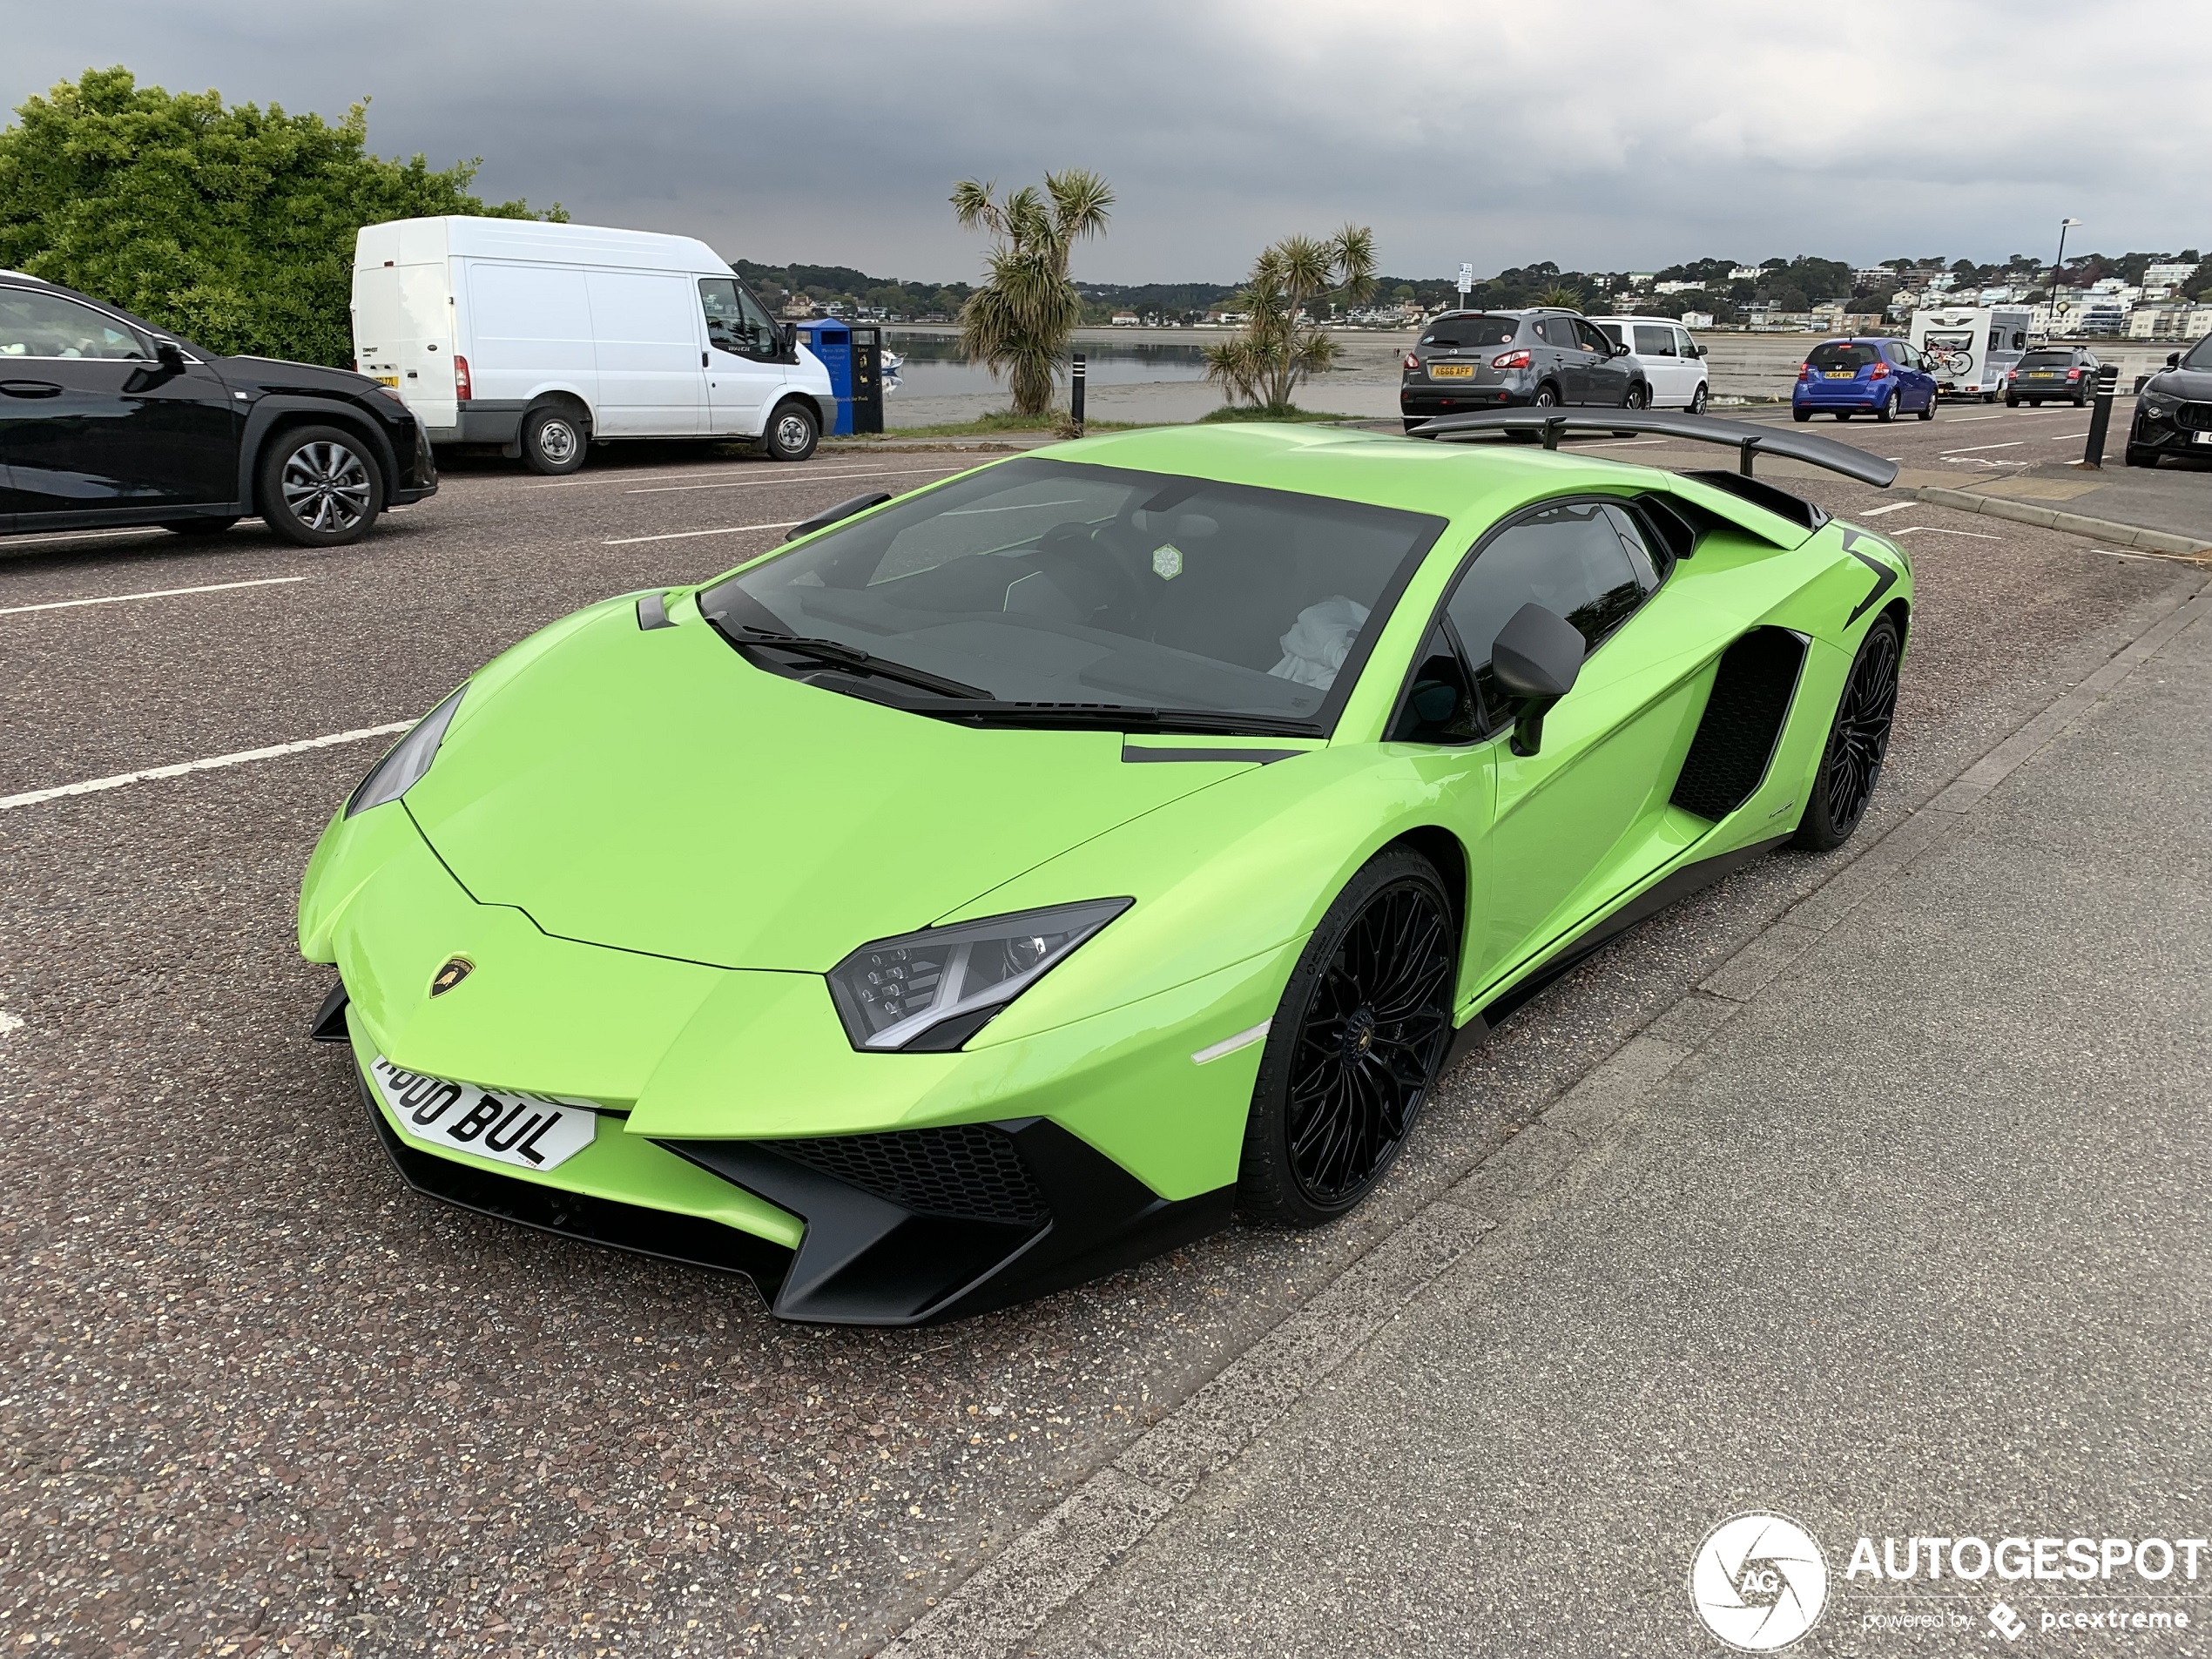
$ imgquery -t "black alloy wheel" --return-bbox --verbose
[1794,614,1902,852]
[1238,849,1456,1225]
[1622,381,1649,411]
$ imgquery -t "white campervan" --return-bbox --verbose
[351,217,836,473]
[1908,305,2033,403]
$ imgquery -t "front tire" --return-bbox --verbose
[2125,445,2158,469]
[759,401,820,462]
[1915,393,1935,421]
[520,403,588,475]
[1794,614,1902,852]
[1689,382,1709,415]
[1237,848,1456,1227]
[257,427,383,547]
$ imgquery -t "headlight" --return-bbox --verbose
[2137,392,2171,418]
[826,899,1131,1052]
[346,687,465,817]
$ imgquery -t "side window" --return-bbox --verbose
[1575,319,1615,354]
[1595,321,1624,349]
[1534,316,1574,348]
[1673,327,1698,357]
[0,290,145,360]
[1443,501,1661,705]
[699,278,782,360]
[1633,324,1676,356]
[1388,624,1483,744]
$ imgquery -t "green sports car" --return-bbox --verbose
[300,411,1909,1325]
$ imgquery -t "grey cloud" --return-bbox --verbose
[6,0,2207,284]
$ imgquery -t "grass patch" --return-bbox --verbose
[1197,404,1363,424]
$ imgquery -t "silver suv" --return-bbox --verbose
[1400,307,1643,432]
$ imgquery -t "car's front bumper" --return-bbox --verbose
[2129,405,2212,454]
[303,799,1281,1325]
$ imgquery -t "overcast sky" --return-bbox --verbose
[8,1,2209,286]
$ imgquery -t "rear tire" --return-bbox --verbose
[1876,391,1898,422]
[2004,393,2020,408]
[2073,388,2088,408]
[520,403,588,475]
[1792,408,1812,423]
[759,400,820,462]
[1835,410,1853,421]
[257,426,383,548]
[1794,614,1901,853]
[1237,848,1456,1228]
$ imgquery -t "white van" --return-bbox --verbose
[1907,305,2033,403]
[351,217,837,473]
[1587,314,1711,412]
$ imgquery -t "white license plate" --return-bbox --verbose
[2193,431,2212,446]
[369,1055,598,1170]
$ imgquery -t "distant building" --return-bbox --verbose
[1624,272,1656,288]
[1653,280,1703,295]
[1851,267,1894,289]
[1110,314,1141,327]
[2127,302,2212,340]
[1729,266,1763,281]
[1810,302,1848,332]
[1681,311,1716,329]
[2144,261,2200,288]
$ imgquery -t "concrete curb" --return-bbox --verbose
[877,575,2212,1659]
[1912,485,2212,559]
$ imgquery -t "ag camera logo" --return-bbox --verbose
[1689,1512,1831,1651]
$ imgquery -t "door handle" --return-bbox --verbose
[0,380,64,398]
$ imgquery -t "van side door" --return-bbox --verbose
[698,278,787,437]
[584,271,706,436]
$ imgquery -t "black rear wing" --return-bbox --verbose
[1408,408,1900,489]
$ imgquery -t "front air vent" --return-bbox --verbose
[768,1124,1049,1224]
[1672,628,1809,820]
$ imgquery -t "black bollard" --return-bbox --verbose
[2081,364,2120,469]
[1070,352,1086,437]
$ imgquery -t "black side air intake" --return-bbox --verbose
[1672,628,1809,820]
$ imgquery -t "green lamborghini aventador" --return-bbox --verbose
[301,410,1909,1325]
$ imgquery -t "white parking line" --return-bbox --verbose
[1941,415,2006,423]
[1892,526,2000,539]
[1938,441,2023,455]
[624,463,965,496]
[602,519,799,547]
[1858,501,1915,517]
[2048,432,2090,441]
[1,723,412,813]
[0,575,309,618]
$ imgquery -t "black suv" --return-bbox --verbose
[2004,345,2101,408]
[2127,335,2212,468]
[0,272,435,547]
[1401,307,1644,432]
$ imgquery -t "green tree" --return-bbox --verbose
[0,68,559,366]
[951,168,1113,418]
[1534,284,1585,310]
[1203,226,1376,413]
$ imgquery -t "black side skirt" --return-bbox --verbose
[1444,833,1791,1067]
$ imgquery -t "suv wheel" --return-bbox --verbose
[759,401,819,462]
[521,404,588,475]
[259,427,383,547]
[1532,383,1560,408]
[1689,382,1709,415]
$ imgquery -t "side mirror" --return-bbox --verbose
[1610,342,1632,357]
[2168,352,2182,369]
[1695,344,1709,357]
[782,322,800,356]
[1491,603,1584,758]
[154,339,186,372]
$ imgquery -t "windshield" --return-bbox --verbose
[1423,315,1520,348]
[2018,351,2076,368]
[2184,335,2212,370]
[1808,342,1879,371]
[697,458,1444,734]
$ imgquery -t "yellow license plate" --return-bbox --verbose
[1823,370,1854,379]
[1431,363,1474,379]
[374,374,400,388]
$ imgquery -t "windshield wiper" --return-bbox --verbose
[735,628,991,700]
[891,700,1324,738]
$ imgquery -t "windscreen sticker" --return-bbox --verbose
[1152,543,1184,580]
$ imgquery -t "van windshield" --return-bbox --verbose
[696,459,1445,735]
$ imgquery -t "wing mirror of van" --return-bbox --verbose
[1491,603,1585,758]
[781,322,799,356]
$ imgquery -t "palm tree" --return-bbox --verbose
[952,169,1113,419]
[1535,284,1586,311]
[1204,226,1376,413]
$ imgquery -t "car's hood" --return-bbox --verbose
[402,601,1238,971]
[2147,367,2212,399]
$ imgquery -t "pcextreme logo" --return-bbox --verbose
[1689,1512,1831,1651]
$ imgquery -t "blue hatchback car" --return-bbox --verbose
[1791,338,1938,422]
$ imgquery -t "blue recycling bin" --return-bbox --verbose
[795,320,854,435]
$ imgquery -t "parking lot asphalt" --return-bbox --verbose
[0,439,2200,1656]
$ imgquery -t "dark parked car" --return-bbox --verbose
[1401,308,1644,431]
[2005,345,2101,408]
[0,271,435,546]
[2126,335,2212,468]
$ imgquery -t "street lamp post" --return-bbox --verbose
[2046,217,2080,338]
